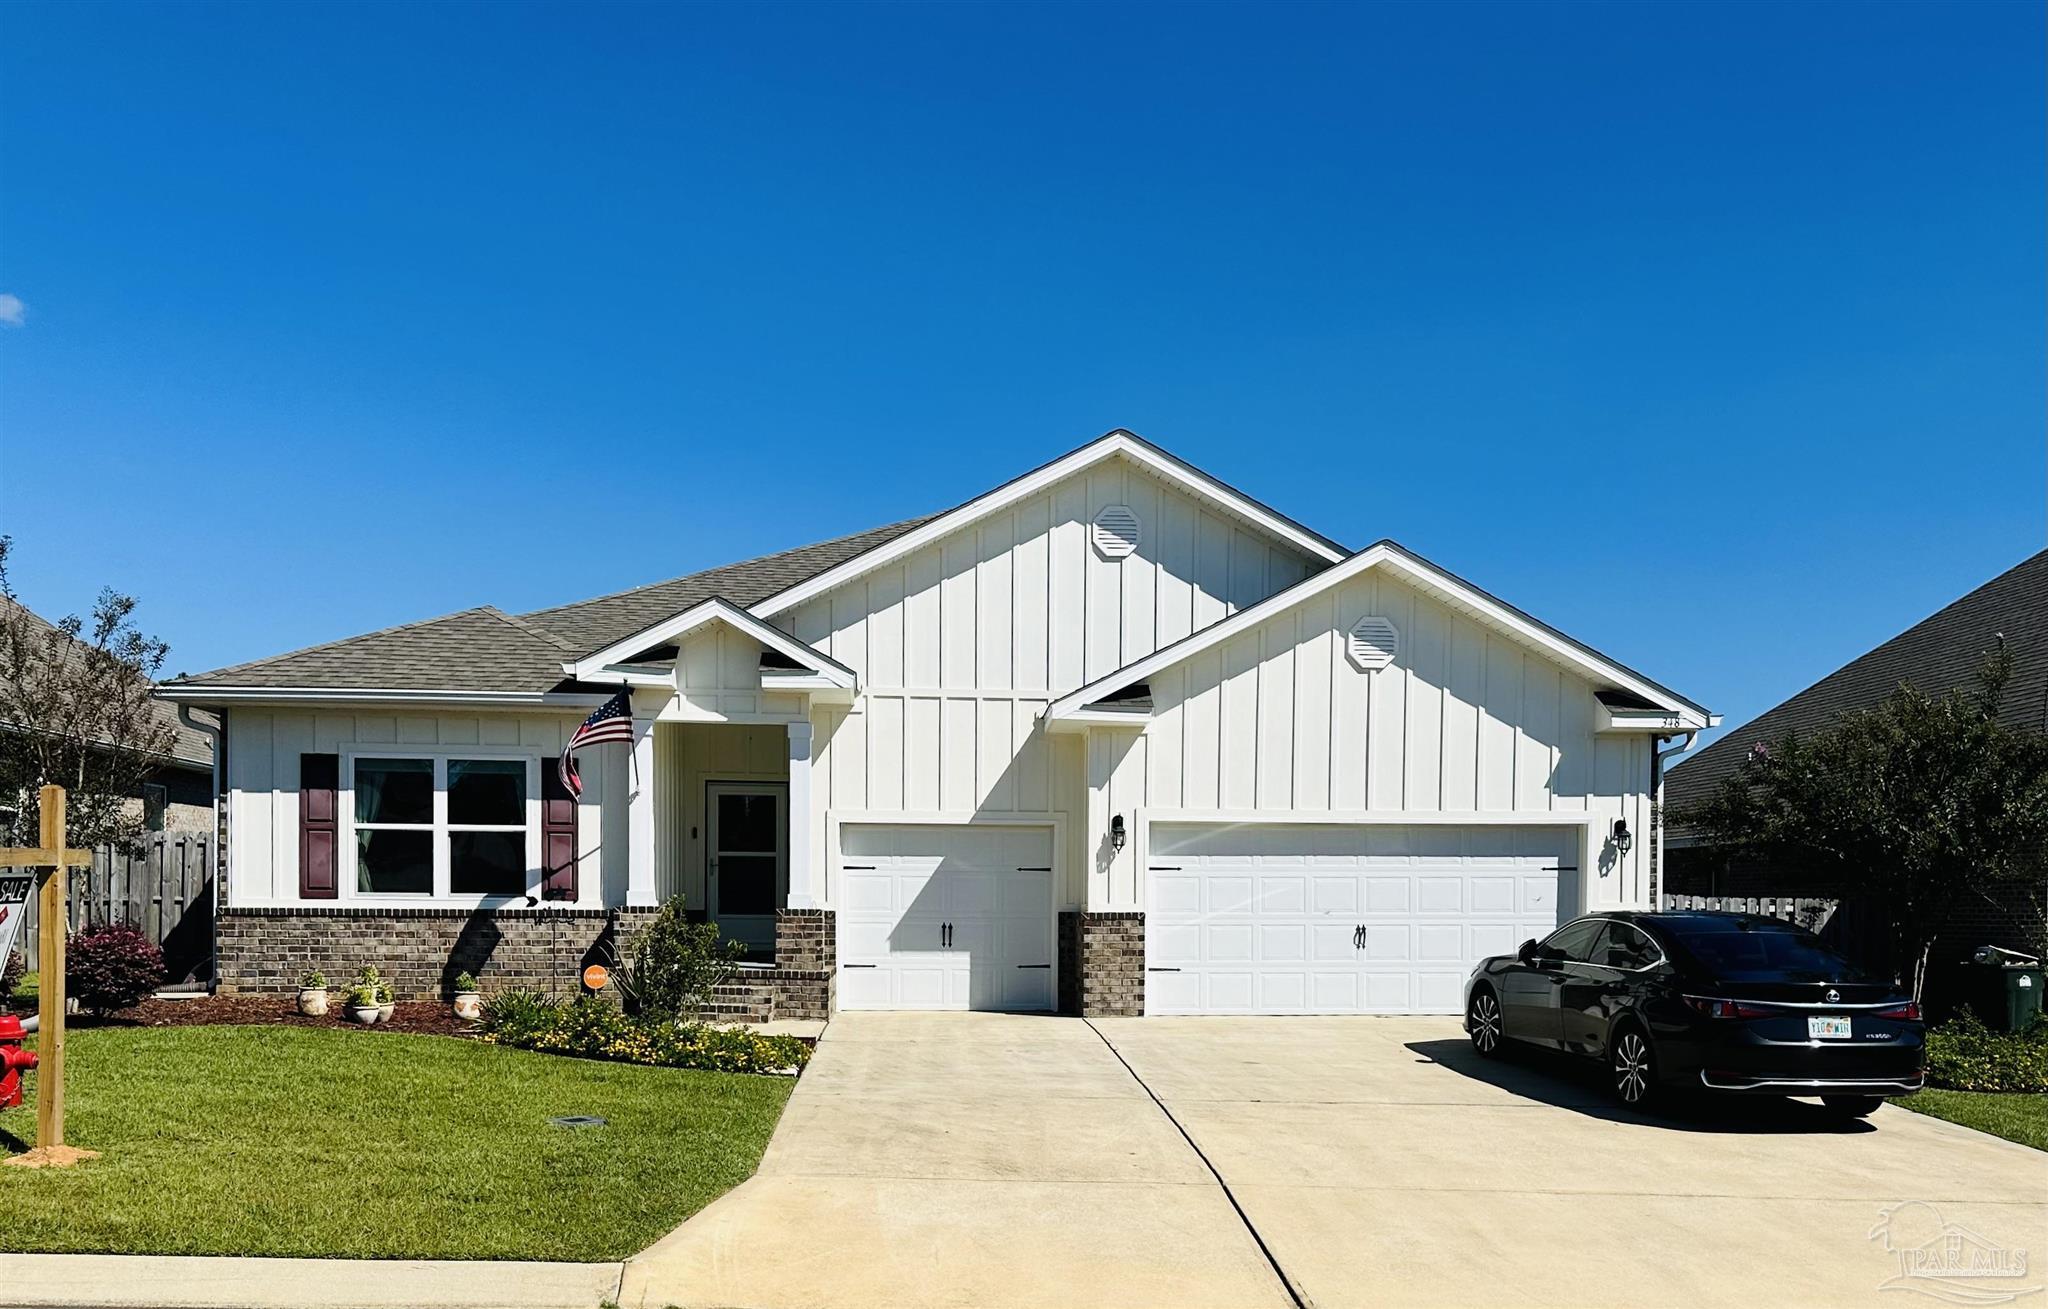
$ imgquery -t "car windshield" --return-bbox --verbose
[1664,922,1866,981]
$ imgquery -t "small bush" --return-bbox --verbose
[1,948,22,999]
[1925,1012,2048,1093]
[297,969,327,990]
[67,923,166,1016]
[478,988,564,1043]
[452,971,479,993]
[480,994,808,1075]
[616,897,746,1022]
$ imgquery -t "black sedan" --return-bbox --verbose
[1463,911,1924,1115]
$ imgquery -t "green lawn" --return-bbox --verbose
[1893,1090,2048,1151]
[0,1024,793,1260]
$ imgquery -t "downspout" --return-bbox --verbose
[1651,730,1699,909]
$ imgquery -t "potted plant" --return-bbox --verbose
[353,965,397,1023]
[346,983,381,1025]
[451,971,483,1021]
[297,969,329,1017]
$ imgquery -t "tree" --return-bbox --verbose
[0,536,177,851]
[1677,644,2048,999]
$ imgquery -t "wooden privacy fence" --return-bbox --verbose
[15,834,215,986]
[1661,893,1839,933]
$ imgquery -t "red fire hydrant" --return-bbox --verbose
[0,1014,36,1109]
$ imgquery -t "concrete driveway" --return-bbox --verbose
[625,1014,2046,1309]
[622,1012,1292,1309]
[1093,1016,2048,1309]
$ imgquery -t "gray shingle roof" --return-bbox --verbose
[1666,548,2048,819]
[166,517,932,695]
[5,600,213,768]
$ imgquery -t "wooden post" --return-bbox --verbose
[37,784,66,1150]
[0,785,95,1167]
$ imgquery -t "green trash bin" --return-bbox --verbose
[1964,948,2044,1033]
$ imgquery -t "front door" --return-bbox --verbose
[707,783,786,958]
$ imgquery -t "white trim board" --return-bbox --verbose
[567,597,858,688]
[1043,540,1717,729]
[749,430,1350,622]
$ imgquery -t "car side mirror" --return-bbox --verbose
[1516,939,1539,963]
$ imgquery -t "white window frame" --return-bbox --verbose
[338,745,543,906]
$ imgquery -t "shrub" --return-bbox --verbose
[478,988,564,1044]
[353,964,392,1005]
[67,923,166,1016]
[1925,1012,2048,1093]
[481,994,809,1075]
[616,897,746,1022]
[297,969,327,990]
[452,971,479,993]
[1,948,22,999]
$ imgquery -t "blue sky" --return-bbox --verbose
[1,1,2040,743]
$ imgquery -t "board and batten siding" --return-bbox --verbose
[670,624,810,721]
[782,455,1328,910]
[654,722,789,907]
[223,707,620,908]
[1090,568,1652,911]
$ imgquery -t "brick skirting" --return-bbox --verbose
[1059,910,1144,1017]
[772,909,836,1020]
[217,906,657,1000]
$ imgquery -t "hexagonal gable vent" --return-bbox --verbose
[1091,504,1141,559]
[1347,616,1399,670]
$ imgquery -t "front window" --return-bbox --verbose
[353,755,533,898]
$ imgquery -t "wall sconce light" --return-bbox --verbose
[1611,818,1633,858]
[1109,814,1127,853]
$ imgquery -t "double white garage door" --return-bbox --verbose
[833,821,1571,1015]
[1146,824,1572,1015]
[837,824,1056,1012]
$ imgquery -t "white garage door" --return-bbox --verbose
[1146,824,1574,1015]
[836,824,1055,1012]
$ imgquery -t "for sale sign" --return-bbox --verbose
[0,872,35,970]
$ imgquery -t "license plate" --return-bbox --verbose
[1809,1015,1852,1040]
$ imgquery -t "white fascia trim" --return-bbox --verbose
[152,686,612,709]
[1043,541,1714,726]
[566,597,856,690]
[749,430,1349,622]
[1045,708,1154,733]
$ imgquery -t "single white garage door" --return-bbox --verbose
[837,824,1055,1012]
[1146,824,1574,1015]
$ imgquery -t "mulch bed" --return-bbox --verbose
[75,995,475,1036]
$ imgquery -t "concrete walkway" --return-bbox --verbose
[620,1012,1293,1309]
[0,1254,621,1309]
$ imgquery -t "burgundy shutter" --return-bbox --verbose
[299,753,339,899]
[542,757,578,900]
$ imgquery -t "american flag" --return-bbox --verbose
[559,690,635,797]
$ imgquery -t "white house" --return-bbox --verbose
[161,431,1715,1017]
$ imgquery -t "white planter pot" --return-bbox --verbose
[452,992,482,1021]
[348,1005,380,1025]
[298,988,329,1017]
[378,1002,396,1022]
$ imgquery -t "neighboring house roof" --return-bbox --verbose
[4,599,213,769]
[1665,548,2048,822]
[1043,539,1716,727]
[162,518,932,697]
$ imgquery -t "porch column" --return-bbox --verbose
[785,719,817,910]
[626,714,657,906]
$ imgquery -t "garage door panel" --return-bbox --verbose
[1147,823,1568,1015]
[1312,877,1359,914]
[1365,877,1411,913]
[1258,876,1308,913]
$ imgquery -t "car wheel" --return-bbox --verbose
[1820,1095,1883,1119]
[1467,987,1504,1057]
[1611,1024,1657,1108]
